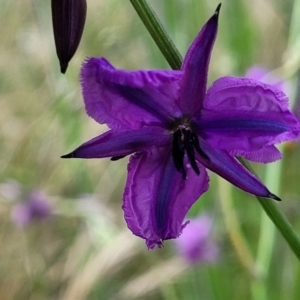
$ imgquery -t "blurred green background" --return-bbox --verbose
[1,0,300,299]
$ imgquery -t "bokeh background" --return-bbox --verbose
[1,0,300,299]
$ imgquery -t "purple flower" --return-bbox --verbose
[245,66,288,94]
[51,0,87,73]
[175,216,218,264]
[62,5,300,248]
[11,191,52,227]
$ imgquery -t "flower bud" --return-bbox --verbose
[51,0,87,73]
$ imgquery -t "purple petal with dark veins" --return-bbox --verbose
[123,147,209,249]
[196,77,300,159]
[61,127,170,159]
[195,139,275,198]
[178,4,220,116]
[81,57,182,130]
[51,0,87,73]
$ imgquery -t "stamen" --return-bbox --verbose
[172,128,209,179]
[172,130,186,178]
[183,130,200,175]
[191,133,210,160]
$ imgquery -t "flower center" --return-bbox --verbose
[172,126,208,179]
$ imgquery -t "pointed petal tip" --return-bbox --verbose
[179,1,221,115]
[269,193,281,201]
[215,3,222,15]
[61,152,74,159]
[110,155,126,161]
[60,61,68,74]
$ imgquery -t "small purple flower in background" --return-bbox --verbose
[175,216,218,264]
[245,66,288,94]
[62,4,300,248]
[11,190,52,228]
[51,0,87,73]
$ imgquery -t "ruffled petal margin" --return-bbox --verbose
[81,57,182,130]
[123,146,209,249]
[229,145,282,163]
[196,76,300,161]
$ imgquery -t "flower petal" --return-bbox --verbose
[81,58,182,130]
[123,147,209,249]
[229,145,282,163]
[61,127,170,159]
[196,77,300,155]
[196,139,278,199]
[178,4,220,116]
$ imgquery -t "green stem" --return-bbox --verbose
[129,0,182,70]
[130,0,300,260]
[239,158,300,260]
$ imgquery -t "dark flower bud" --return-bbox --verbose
[51,0,87,73]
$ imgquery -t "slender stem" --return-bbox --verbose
[130,0,300,260]
[129,0,182,70]
[238,158,300,260]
